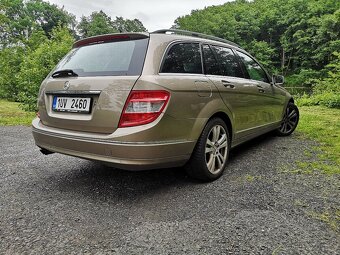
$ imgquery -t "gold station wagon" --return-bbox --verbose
[32,29,299,181]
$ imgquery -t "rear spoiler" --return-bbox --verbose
[73,32,150,48]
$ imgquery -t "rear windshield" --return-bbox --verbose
[53,38,149,77]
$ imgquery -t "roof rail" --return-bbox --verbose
[152,29,240,48]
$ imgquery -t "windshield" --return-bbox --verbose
[53,38,149,77]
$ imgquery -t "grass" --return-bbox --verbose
[307,209,340,232]
[0,99,36,126]
[294,106,340,232]
[295,106,340,174]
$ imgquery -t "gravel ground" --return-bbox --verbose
[0,126,339,254]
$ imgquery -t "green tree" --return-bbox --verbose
[77,11,147,38]
[16,26,74,111]
[77,11,118,38]
[113,16,147,32]
[0,0,75,47]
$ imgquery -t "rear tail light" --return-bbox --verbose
[118,90,170,128]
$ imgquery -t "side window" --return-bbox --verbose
[212,46,244,78]
[161,43,202,74]
[236,51,269,83]
[202,44,220,75]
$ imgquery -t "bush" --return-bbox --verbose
[0,47,25,100]
[285,69,322,87]
[298,93,340,108]
[297,52,340,109]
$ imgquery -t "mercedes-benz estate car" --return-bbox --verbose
[32,29,299,181]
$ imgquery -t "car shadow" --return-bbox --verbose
[45,132,281,200]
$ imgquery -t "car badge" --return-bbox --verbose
[64,81,70,90]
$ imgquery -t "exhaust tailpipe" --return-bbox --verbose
[40,148,55,155]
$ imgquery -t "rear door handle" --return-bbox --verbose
[221,80,235,89]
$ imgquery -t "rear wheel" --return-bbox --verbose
[186,118,230,181]
[276,102,299,136]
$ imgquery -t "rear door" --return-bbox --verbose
[202,44,261,135]
[38,36,149,134]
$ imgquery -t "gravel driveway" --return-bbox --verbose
[0,126,339,254]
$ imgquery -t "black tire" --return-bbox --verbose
[276,102,299,136]
[186,118,230,182]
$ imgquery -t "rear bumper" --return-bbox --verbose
[32,118,194,170]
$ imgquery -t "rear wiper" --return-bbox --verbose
[51,69,78,78]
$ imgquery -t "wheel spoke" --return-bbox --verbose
[288,120,296,127]
[217,134,226,144]
[207,155,214,171]
[288,109,296,118]
[279,122,285,132]
[286,122,293,130]
[219,140,228,149]
[205,147,214,154]
[283,123,288,133]
[212,126,220,142]
[216,154,223,169]
[206,139,214,147]
[211,156,217,172]
[217,153,225,164]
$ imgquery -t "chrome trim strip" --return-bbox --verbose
[45,90,101,95]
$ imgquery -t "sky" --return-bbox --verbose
[46,0,229,32]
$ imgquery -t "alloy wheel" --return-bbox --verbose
[279,104,298,134]
[205,125,228,174]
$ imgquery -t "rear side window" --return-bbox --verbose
[212,46,244,78]
[161,43,202,74]
[54,38,149,77]
[202,44,220,75]
[236,51,269,83]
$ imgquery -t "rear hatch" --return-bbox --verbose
[38,33,149,134]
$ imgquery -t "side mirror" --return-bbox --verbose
[272,74,285,86]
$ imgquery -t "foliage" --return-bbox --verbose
[77,11,118,37]
[297,52,340,108]
[113,16,147,33]
[0,0,76,47]
[17,26,74,111]
[0,46,26,100]
[77,11,147,38]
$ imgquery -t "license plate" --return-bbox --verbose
[52,96,91,113]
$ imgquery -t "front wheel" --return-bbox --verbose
[276,102,299,136]
[186,118,230,182]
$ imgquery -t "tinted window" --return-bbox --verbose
[236,51,269,83]
[212,46,243,78]
[161,43,202,74]
[54,38,149,77]
[202,45,220,75]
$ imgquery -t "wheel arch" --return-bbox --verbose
[208,111,233,141]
